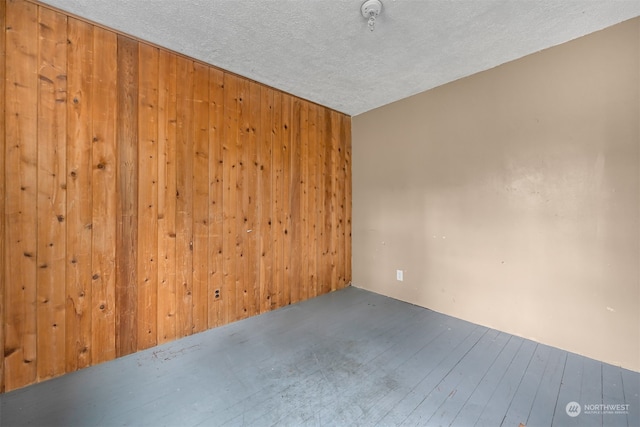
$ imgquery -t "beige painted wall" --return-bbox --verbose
[352,18,639,372]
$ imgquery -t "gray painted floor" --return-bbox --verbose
[1,286,638,427]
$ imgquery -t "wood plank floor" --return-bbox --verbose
[1,286,638,427]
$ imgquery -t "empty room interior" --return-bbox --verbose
[0,0,639,426]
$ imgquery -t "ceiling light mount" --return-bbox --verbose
[361,0,383,32]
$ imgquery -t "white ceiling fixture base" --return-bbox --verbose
[361,0,383,32]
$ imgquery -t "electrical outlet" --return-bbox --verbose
[396,270,403,281]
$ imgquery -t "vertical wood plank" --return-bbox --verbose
[289,98,302,304]
[315,105,325,294]
[5,0,38,390]
[307,103,319,299]
[281,93,292,306]
[329,111,339,291]
[222,74,239,323]
[36,5,67,381]
[344,116,352,285]
[299,101,309,301]
[192,62,209,333]
[222,73,239,323]
[0,0,7,393]
[175,57,193,337]
[137,43,159,350]
[336,112,346,289]
[66,16,93,372]
[157,50,177,344]
[208,67,224,328]
[91,26,117,364]
[235,78,249,320]
[115,34,139,357]
[320,109,332,294]
[246,81,260,317]
[258,86,273,314]
[271,91,284,309]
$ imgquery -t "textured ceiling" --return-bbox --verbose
[39,0,640,116]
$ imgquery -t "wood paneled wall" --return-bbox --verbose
[0,0,351,392]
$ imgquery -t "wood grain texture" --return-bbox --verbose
[208,67,225,328]
[115,34,139,357]
[36,6,67,382]
[66,16,93,372]
[315,105,325,296]
[281,94,292,307]
[175,57,194,337]
[258,86,274,314]
[137,43,159,350]
[344,116,352,285]
[299,101,309,302]
[223,73,239,323]
[271,91,284,310]
[5,0,39,390]
[336,112,346,289]
[1,0,351,393]
[0,0,6,393]
[320,109,332,295]
[157,50,177,344]
[90,26,117,364]
[307,103,319,299]
[289,98,302,305]
[235,78,248,320]
[192,62,209,333]
[246,81,260,319]
[329,111,339,291]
